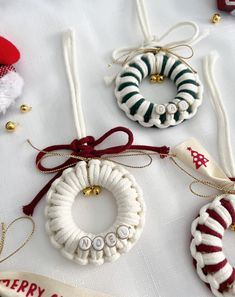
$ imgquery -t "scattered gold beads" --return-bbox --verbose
[83,186,102,197]
[20,104,32,113]
[150,74,165,83]
[5,121,17,132]
[211,13,221,24]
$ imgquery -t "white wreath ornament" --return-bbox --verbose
[45,159,146,266]
[115,52,203,128]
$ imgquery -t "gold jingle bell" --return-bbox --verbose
[150,74,165,84]
[5,121,17,132]
[83,186,102,197]
[83,187,93,197]
[20,104,32,113]
[92,185,102,195]
[211,13,221,24]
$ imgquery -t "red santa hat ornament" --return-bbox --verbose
[217,0,235,15]
[0,36,24,114]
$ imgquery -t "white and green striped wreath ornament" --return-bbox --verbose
[106,0,210,128]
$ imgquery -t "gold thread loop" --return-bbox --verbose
[0,216,35,264]
[171,157,235,199]
[0,223,6,256]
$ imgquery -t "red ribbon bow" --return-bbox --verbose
[23,126,170,216]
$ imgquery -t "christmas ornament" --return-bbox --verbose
[211,13,222,24]
[46,158,145,265]
[217,0,235,15]
[191,195,235,296]
[22,30,169,266]
[170,52,235,296]
[0,36,24,115]
[172,137,235,296]
[106,0,208,128]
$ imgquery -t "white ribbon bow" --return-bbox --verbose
[105,21,209,84]
[111,21,209,65]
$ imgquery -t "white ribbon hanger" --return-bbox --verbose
[105,0,210,84]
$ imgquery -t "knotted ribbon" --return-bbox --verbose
[111,44,196,73]
[104,21,210,84]
[23,126,170,216]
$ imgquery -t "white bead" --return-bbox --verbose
[78,236,92,251]
[178,100,189,111]
[92,236,105,251]
[167,103,177,114]
[155,104,166,115]
[117,225,130,240]
[105,232,117,247]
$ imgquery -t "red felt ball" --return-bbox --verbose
[0,36,20,65]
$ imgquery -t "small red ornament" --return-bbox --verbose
[0,36,20,65]
[217,0,235,14]
[187,147,209,170]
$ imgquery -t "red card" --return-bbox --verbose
[217,0,235,13]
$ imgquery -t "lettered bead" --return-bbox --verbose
[78,236,92,251]
[105,232,117,247]
[178,100,189,111]
[156,104,166,115]
[117,225,130,240]
[167,103,177,114]
[92,236,105,251]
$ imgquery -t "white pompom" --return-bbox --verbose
[0,71,24,114]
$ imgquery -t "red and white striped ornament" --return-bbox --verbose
[0,36,24,114]
[217,0,235,15]
[191,195,235,296]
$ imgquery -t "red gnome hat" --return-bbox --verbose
[0,36,24,114]
[0,36,20,64]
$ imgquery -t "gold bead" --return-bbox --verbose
[149,74,165,83]
[20,104,32,113]
[82,187,93,197]
[150,74,158,83]
[5,121,17,132]
[211,13,221,24]
[92,185,102,196]
[230,224,235,231]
